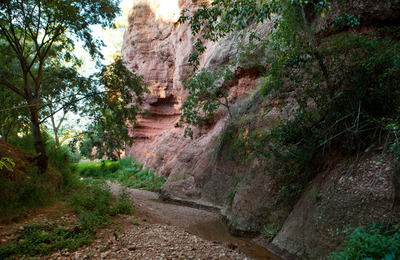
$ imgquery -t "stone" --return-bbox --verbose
[101,251,110,259]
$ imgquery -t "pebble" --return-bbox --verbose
[101,251,110,259]
[35,223,251,259]
[74,252,81,260]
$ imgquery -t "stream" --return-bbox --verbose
[113,183,283,260]
[188,219,282,260]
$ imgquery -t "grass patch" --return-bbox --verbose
[76,158,167,192]
[110,189,135,216]
[0,220,92,259]
[129,219,140,226]
[0,183,134,259]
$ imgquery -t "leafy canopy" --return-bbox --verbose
[78,57,149,160]
[178,0,331,138]
[179,67,233,138]
[0,0,121,171]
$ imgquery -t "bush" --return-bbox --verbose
[68,184,114,231]
[0,168,56,222]
[0,221,92,259]
[110,189,134,216]
[330,224,400,260]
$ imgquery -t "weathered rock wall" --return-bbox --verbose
[122,0,400,259]
[122,0,271,193]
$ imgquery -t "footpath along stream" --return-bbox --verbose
[34,182,283,260]
[107,183,283,260]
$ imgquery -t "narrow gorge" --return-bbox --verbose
[121,0,400,259]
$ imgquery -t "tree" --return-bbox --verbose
[39,52,93,147]
[179,67,234,138]
[78,57,148,160]
[178,0,332,133]
[0,0,120,172]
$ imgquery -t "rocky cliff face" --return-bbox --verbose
[122,1,400,259]
[122,0,270,203]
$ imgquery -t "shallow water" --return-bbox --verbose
[148,197,282,259]
[188,220,282,260]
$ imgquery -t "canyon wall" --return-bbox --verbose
[122,0,271,207]
[122,1,400,259]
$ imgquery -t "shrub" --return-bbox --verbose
[68,184,114,231]
[110,189,134,216]
[330,224,400,260]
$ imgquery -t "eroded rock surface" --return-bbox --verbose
[122,0,400,259]
[122,0,271,203]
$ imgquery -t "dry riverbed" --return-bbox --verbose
[1,183,281,260]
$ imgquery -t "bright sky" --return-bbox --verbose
[74,0,133,76]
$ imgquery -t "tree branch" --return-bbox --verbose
[3,80,26,99]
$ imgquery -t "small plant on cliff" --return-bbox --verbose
[179,67,234,138]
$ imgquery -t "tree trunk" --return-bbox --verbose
[300,5,331,87]
[2,123,12,142]
[30,107,48,173]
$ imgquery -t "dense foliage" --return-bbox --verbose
[330,224,400,259]
[179,0,400,202]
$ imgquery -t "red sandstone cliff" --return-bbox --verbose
[122,1,400,259]
[121,0,270,194]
